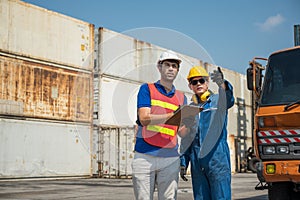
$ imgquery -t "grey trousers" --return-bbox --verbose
[132,152,180,200]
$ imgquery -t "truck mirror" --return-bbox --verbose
[247,67,254,90]
[256,68,263,90]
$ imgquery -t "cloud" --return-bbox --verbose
[255,14,285,31]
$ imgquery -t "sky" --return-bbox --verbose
[23,0,300,74]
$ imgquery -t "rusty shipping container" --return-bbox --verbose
[0,0,94,178]
[0,54,92,122]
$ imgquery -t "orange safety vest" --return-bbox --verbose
[142,83,184,148]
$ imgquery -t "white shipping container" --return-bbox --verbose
[0,118,92,178]
[0,0,94,70]
[98,28,204,93]
[98,77,139,126]
[93,126,135,178]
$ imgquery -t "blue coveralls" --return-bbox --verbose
[180,81,234,200]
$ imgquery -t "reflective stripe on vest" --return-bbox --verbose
[146,125,175,136]
[151,99,179,111]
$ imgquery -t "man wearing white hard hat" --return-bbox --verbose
[132,50,188,200]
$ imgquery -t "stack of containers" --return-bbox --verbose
[0,0,94,178]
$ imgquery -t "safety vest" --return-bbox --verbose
[142,83,184,148]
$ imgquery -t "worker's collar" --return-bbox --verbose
[154,81,176,96]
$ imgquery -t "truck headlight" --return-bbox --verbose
[263,146,275,154]
[258,117,276,128]
[277,146,289,154]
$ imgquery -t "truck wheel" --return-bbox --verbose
[248,157,260,173]
[268,182,291,200]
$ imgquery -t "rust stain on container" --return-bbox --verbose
[0,55,92,122]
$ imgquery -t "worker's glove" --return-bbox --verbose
[210,67,224,87]
[182,116,196,128]
[180,166,188,181]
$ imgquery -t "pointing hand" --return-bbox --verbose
[210,67,224,86]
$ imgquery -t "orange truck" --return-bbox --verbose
[246,45,300,199]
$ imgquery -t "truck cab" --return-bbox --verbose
[247,46,300,199]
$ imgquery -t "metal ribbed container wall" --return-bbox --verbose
[0,0,94,178]
[93,126,135,178]
[0,0,94,70]
[93,28,253,176]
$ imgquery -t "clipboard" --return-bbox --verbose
[165,105,203,126]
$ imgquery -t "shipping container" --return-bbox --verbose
[0,118,91,178]
[0,0,94,71]
[93,126,135,178]
[0,54,92,122]
[98,27,205,93]
[0,0,93,178]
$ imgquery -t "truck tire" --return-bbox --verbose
[268,182,291,200]
[248,157,260,173]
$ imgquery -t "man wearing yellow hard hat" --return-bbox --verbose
[180,65,235,200]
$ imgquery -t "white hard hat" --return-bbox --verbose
[158,50,182,64]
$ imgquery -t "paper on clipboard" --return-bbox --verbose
[165,105,203,126]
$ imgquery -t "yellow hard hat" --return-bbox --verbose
[187,66,209,80]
